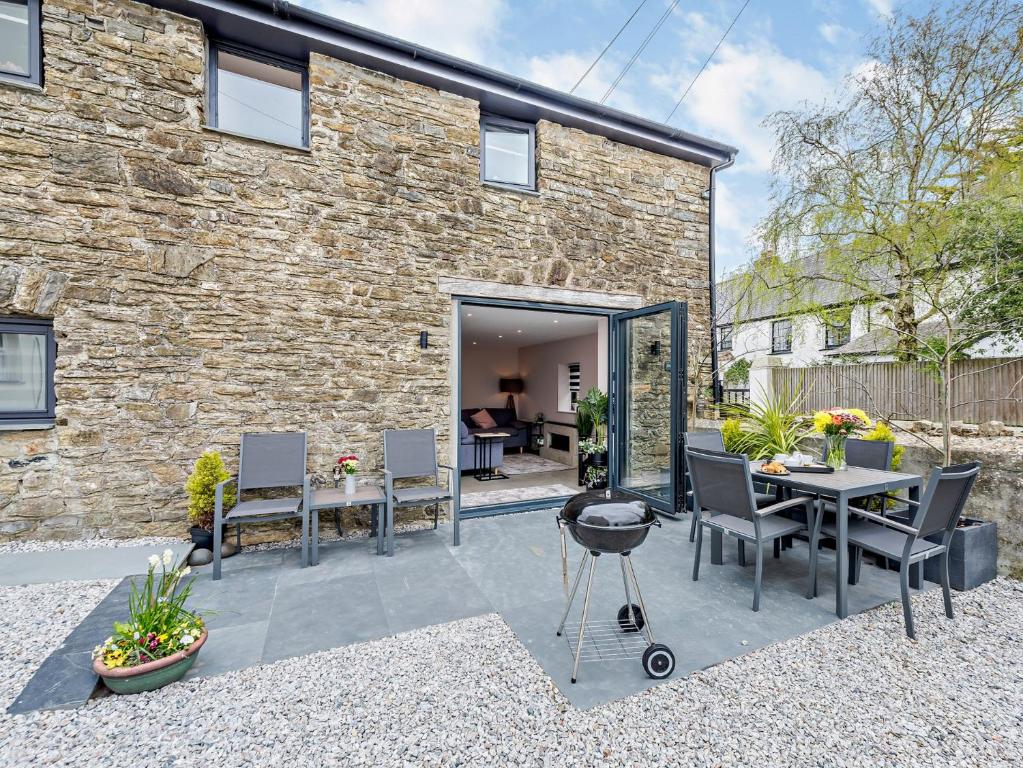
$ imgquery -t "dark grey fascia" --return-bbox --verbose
[139,0,738,168]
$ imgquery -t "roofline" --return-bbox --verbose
[139,0,738,168]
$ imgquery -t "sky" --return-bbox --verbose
[295,0,927,277]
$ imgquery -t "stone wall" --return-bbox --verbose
[0,0,713,540]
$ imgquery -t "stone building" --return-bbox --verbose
[0,0,736,540]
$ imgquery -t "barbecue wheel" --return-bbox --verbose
[617,603,645,633]
[642,644,675,680]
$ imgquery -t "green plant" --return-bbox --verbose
[721,417,743,452]
[577,387,609,444]
[575,408,594,443]
[584,465,608,487]
[185,451,235,531]
[723,388,812,460]
[93,551,204,670]
[724,358,751,385]
[578,439,605,457]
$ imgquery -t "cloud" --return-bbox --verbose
[522,50,643,115]
[863,0,894,18]
[818,22,849,44]
[299,0,506,62]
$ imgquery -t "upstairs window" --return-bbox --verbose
[771,319,793,354]
[0,318,55,426]
[480,116,536,191]
[0,0,42,87]
[719,325,733,351]
[824,309,852,349]
[209,42,308,148]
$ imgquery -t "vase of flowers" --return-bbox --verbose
[336,454,360,495]
[92,550,206,695]
[813,408,871,470]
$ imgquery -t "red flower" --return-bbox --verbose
[337,455,358,463]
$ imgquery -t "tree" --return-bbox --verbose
[759,0,1023,361]
[756,0,1023,463]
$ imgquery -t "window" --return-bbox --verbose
[719,325,733,351]
[771,319,793,354]
[824,309,852,349]
[208,42,308,148]
[480,116,536,190]
[0,0,42,87]
[0,318,55,426]
[558,362,581,412]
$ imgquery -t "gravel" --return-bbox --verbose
[0,576,1020,767]
[0,537,183,556]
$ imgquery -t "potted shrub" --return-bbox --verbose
[185,451,235,550]
[92,551,207,695]
[578,438,606,487]
[576,387,609,485]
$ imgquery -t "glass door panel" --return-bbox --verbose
[610,302,686,514]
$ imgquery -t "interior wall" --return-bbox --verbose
[518,333,600,421]
[460,341,523,410]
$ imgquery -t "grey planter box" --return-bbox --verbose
[924,518,998,591]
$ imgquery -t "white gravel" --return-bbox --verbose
[0,578,1020,767]
[0,537,183,556]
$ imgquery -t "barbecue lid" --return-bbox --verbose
[561,490,654,528]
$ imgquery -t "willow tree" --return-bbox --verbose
[758,0,1023,361]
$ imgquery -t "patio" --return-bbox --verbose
[12,506,943,712]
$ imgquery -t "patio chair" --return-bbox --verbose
[688,447,815,611]
[213,432,311,580]
[810,462,980,638]
[383,429,454,555]
[685,431,778,550]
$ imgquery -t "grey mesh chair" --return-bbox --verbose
[382,429,454,556]
[810,462,980,638]
[685,431,777,544]
[213,432,311,580]
[688,447,815,611]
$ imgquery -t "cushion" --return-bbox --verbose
[459,421,472,444]
[470,409,497,430]
[491,409,515,427]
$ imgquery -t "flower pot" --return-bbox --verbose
[188,526,213,550]
[924,518,998,591]
[94,630,208,695]
[344,474,357,496]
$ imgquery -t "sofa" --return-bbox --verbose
[460,408,529,451]
[459,421,506,471]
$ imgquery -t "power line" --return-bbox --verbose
[665,0,752,123]
[601,0,682,105]
[570,0,650,95]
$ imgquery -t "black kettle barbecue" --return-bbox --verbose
[556,489,675,683]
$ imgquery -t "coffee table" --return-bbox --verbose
[473,432,510,481]
[308,485,388,562]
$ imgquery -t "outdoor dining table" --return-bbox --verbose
[738,463,925,619]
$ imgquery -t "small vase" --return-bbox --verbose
[344,474,357,495]
[825,434,848,470]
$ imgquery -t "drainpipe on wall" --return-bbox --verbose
[707,154,736,407]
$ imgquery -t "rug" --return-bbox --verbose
[500,454,571,476]
[461,483,579,509]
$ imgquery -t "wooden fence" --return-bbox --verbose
[772,358,1023,426]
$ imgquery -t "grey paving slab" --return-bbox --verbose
[185,620,269,680]
[0,543,192,586]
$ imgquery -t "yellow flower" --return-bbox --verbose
[813,411,833,433]
[847,408,871,426]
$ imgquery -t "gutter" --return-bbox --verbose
[708,154,736,404]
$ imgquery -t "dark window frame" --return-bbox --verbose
[719,324,733,351]
[0,0,43,88]
[823,309,852,349]
[480,115,537,192]
[207,39,310,149]
[771,319,793,354]
[0,317,56,425]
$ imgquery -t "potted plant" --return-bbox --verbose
[576,387,609,484]
[184,451,235,550]
[334,454,360,495]
[577,438,605,487]
[92,551,207,695]
[584,465,608,490]
[812,408,871,470]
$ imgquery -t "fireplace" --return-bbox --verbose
[550,432,570,452]
[541,422,578,466]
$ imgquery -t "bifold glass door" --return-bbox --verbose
[609,302,687,515]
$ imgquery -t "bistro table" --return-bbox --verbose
[308,485,389,563]
[473,432,510,481]
[739,463,924,619]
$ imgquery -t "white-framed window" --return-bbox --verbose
[208,40,309,148]
[558,362,581,412]
[480,116,536,191]
[0,317,55,426]
[0,0,42,87]
[771,319,793,354]
[824,308,852,349]
[719,325,733,351]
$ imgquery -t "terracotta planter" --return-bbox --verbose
[94,629,208,695]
